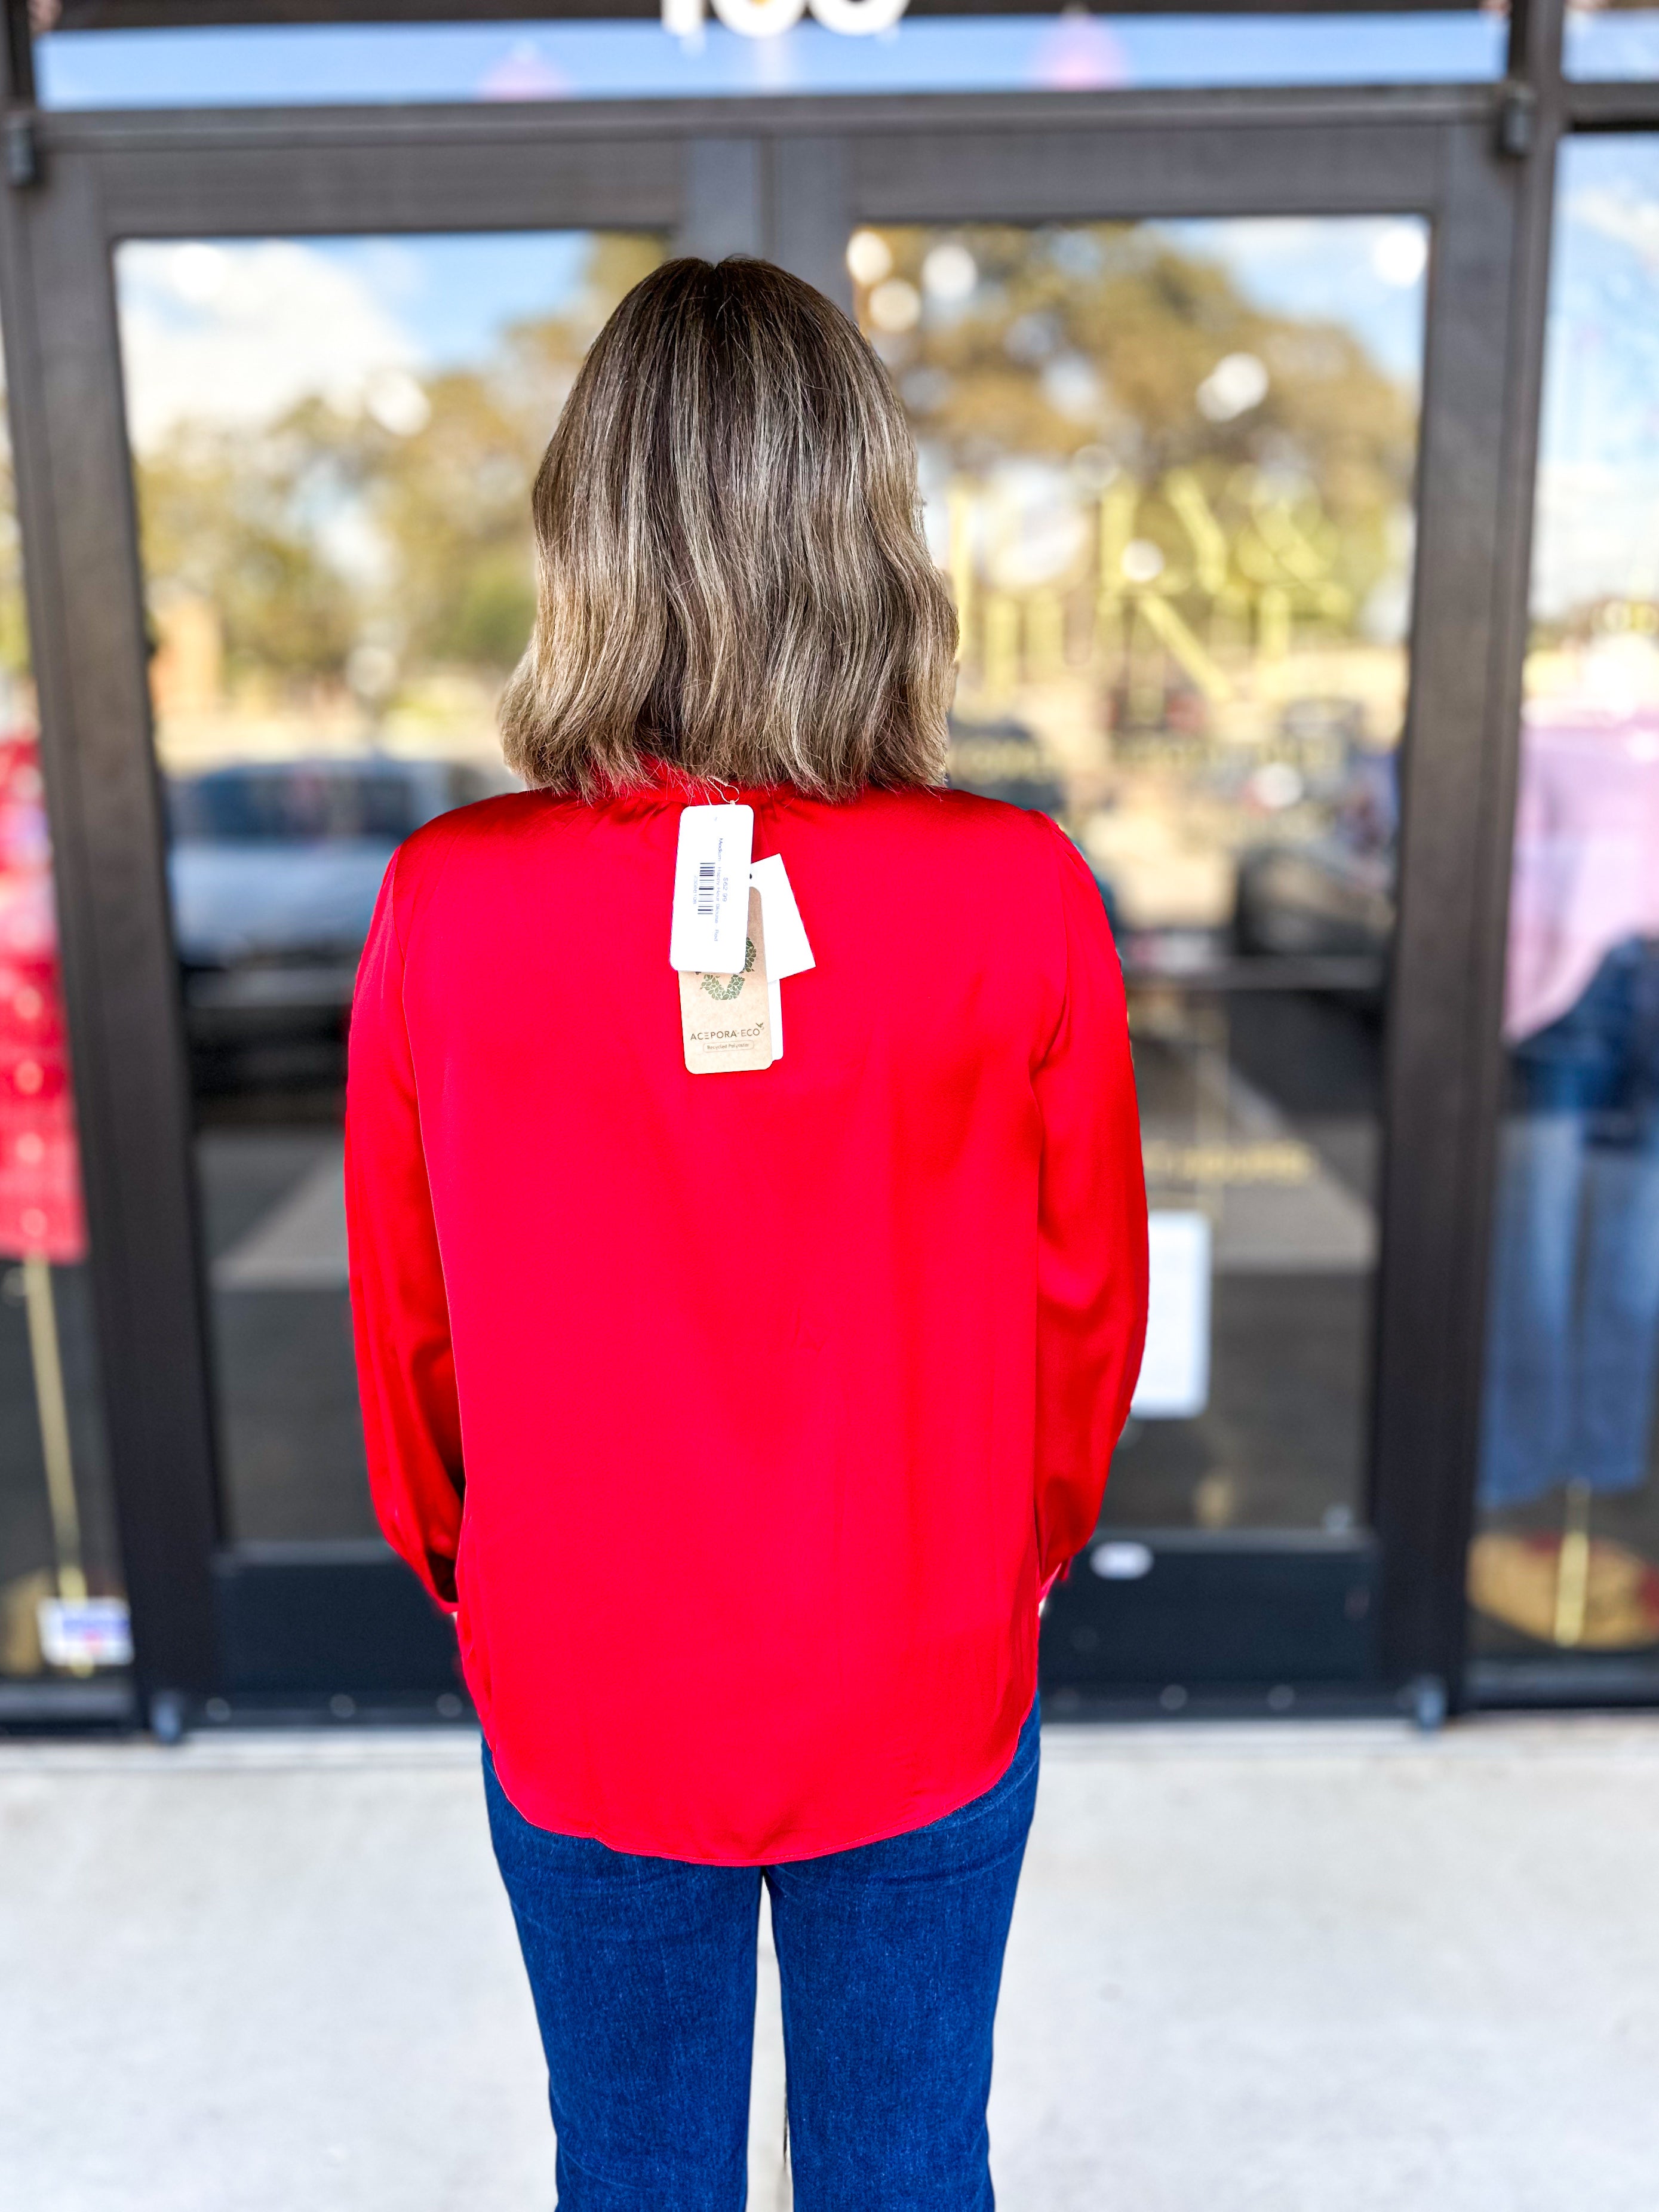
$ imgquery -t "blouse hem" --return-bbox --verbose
[484,1691,1036,1867]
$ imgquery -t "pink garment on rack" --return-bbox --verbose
[1505,703,1659,1044]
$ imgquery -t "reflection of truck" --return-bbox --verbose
[167,757,508,1093]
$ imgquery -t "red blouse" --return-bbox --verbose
[345,778,1147,1864]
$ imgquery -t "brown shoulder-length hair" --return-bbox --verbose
[499,256,957,800]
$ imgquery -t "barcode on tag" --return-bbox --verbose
[670,803,754,975]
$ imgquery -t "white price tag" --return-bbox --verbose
[749,853,813,1061]
[748,855,814,979]
[669,804,754,976]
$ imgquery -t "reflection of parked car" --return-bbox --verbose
[1234,840,1395,961]
[167,756,508,1093]
[1234,740,1396,980]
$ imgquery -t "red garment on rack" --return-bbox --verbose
[0,732,85,1267]
[345,778,1147,1864]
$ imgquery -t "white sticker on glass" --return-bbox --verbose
[38,1596,133,1669]
[1132,1210,1212,1420]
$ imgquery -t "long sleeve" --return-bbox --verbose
[1031,822,1149,1587]
[344,848,464,1608]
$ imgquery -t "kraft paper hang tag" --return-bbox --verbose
[679,887,773,1073]
[669,803,754,977]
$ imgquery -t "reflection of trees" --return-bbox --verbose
[859,224,1417,719]
[140,414,360,687]
[133,234,660,712]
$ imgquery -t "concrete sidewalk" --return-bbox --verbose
[2,1716,1656,2211]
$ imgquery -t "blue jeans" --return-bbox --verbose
[1481,937,1659,1507]
[484,1701,1040,2212]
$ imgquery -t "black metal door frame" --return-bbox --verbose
[0,27,1581,1723]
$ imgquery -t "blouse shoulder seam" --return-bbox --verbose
[392,807,474,964]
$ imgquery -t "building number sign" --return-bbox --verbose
[662,0,910,35]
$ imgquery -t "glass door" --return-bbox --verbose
[852,214,1423,1700]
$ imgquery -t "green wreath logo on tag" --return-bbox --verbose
[699,937,757,1003]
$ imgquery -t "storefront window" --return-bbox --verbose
[115,231,662,1546]
[858,216,1425,1532]
[1566,1,1659,79]
[37,13,1506,109]
[0,322,122,1691]
[1470,136,1659,1666]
